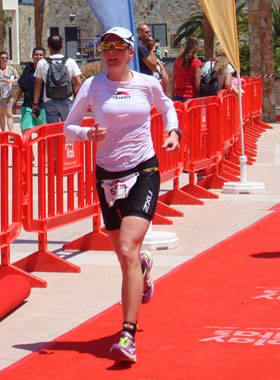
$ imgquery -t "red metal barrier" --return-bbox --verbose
[217,89,241,179]
[62,119,111,251]
[0,133,43,285]
[225,78,257,167]
[181,96,229,190]
[12,118,110,286]
[218,89,236,153]
[248,77,273,130]
[150,110,198,224]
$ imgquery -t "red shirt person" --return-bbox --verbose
[169,36,202,102]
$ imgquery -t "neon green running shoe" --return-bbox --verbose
[110,331,137,363]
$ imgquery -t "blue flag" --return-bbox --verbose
[86,0,139,71]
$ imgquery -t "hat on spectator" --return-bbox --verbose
[101,27,135,49]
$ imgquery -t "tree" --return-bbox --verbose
[0,2,4,50]
[272,1,280,76]
[203,13,213,61]
[34,0,42,46]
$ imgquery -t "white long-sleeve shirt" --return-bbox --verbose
[64,70,178,172]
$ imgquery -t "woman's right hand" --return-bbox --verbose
[87,121,107,142]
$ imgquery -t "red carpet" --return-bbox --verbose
[1,205,280,379]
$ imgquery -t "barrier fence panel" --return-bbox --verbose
[228,78,258,166]
[217,90,241,179]
[181,96,228,190]
[62,119,112,251]
[150,110,195,224]
[12,119,110,286]
[248,77,273,130]
[218,89,236,153]
[242,78,263,142]
[0,132,44,287]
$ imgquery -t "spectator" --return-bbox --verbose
[169,36,202,102]
[0,51,19,132]
[154,39,162,60]
[32,34,82,123]
[231,71,245,96]
[137,23,157,75]
[148,37,169,87]
[64,26,180,364]
[12,47,47,137]
[202,43,235,93]
[154,59,169,88]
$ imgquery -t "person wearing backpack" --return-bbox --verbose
[200,43,235,96]
[168,36,202,102]
[32,34,82,123]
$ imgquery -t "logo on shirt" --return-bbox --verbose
[113,91,130,100]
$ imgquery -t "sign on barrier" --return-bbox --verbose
[63,138,82,175]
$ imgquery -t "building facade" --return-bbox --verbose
[11,0,199,63]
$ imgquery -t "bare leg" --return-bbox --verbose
[6,106,14,132]
[107,216,150,324]
[0,105,6,131]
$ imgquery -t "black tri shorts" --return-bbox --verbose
[96,155,160,231]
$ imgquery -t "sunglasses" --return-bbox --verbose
[101,41,130,50]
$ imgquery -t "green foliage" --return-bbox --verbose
[173,2,250,74]
[236,2,248,37]
[239,43,250,76]
[172,3,203,47]
[197,47,205,57]
[274,47,280,77]
[273,2,280,76]
[2,11,11,25]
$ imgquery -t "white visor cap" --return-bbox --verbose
[101,27,135,49]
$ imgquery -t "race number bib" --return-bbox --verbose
[101,172,139,207]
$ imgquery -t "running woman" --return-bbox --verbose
[64,26,181,363]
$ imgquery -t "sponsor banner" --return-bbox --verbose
[200,326,280,346]
[63,139,82,173]
[252,287,280,300]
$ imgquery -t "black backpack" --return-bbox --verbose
[45,56,73,99]
[197,60,219,97]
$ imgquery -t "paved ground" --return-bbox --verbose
[1,118,280,371]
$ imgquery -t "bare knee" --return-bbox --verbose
[117,244,140,271]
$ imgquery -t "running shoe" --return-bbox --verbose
[140,250,154,303]
[110,331,137,363]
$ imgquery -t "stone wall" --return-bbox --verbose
[133,0,195,47]
[16,0,196,60]
[49,0,101,55]
[18,0,269,60]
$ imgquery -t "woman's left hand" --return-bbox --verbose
[162,131,180,152]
